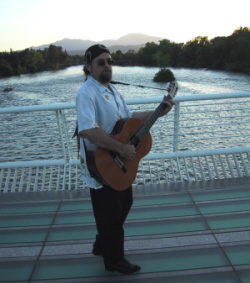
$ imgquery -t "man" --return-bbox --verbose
[76,44,175,274]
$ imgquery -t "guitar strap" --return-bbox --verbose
[72,122,80,158]
[72,122,106,185]
[73,117,135,187]
[83,141,108,186]
[82,118,129,183]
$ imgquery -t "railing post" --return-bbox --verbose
[173,101,180,152]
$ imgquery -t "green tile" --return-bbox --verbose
[0,228,48,244]
[60,200,92,211]
[128,204,199,220]
[47,226,96,241]
[133,193,192,206]
[0,202,59,214]
[198,200,250,215]
[238,269,250,283]
[191,189,250,202]
[134,248,230,272]
[49,216,208,242]
[54,211,95,225]
[0,261,34,282]
[31,257,115,280]
[31,248,230,280]
[125,217,208,236]
[0,213,55,228]
[224,245,250,265]
[109,272,240,283]
[206,213,250,230]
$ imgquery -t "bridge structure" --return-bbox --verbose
[0,92,250,282]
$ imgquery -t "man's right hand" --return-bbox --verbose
[119,144,136,160]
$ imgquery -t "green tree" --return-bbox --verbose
[137,42,159,66]
[153,68,175,82]
[194,36,210,68]
[124,49,137,64]
[152,51,172,66]
[113,50,123,60]
[226,27,250,73]
[0,59,13,77]
[42,45,69,70]
[209,36,228,70]
[18,49,45,73]
[182,36,210,68]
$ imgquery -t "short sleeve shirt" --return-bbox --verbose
[76,76,133,188]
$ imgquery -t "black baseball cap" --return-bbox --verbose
[84,44,110,63]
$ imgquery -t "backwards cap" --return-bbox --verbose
[84,44,110,63]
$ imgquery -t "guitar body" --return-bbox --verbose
[95,118,152,191]
[88,80,178,191]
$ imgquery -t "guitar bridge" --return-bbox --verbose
[109,151,127,173]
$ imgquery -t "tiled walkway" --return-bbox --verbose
[0,177,250,282]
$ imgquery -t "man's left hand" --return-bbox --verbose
[160,100,175,116]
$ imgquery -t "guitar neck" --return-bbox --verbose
[131,102,167,145]
[130,81,178,146]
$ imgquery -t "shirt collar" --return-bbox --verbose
[88,75,112,94]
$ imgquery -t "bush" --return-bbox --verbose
[153,68,175,82]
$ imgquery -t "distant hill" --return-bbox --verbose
[31,33,164,55]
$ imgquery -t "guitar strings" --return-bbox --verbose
[130,103,166,144]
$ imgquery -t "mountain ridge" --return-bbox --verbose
[31,33,164,55]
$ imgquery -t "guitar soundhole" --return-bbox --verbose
[130,135,141,147]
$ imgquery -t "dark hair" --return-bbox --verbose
[83,65,90,77]
[83,44,110,77]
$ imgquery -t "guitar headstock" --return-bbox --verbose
[163,80,178,101]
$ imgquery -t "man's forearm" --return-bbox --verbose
[79,128,136,160]
[79,128,123,152]
[132,100,175,121]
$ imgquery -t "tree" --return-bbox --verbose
[152,51,172,66]
[113,50,123,60]
[194,36,210,68]
[181,36,210,68]
[18,48,45,73]
[0,59,13,77]
[137,42,159,66]
[153,68,175,82]
[226,27,250,73]
[209,36,228,70]
[42,45,69,70]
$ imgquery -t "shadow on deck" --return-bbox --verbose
[0,177,250,283]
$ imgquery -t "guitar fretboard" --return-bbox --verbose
[130,80,178,147]
[130,102,166,145]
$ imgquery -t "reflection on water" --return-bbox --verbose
[0,66,249,188]
[0,66,249,108]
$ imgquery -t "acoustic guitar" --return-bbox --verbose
[88,81,178,191]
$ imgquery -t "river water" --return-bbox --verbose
[0,66,249,186]
[0,66,249,108]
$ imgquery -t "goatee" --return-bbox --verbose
[100,70,112,84]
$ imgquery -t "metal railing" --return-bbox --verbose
[0,92,250,193]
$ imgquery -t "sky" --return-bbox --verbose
[0,0,249,52]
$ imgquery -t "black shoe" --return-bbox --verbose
[92,245,103,256]
[105,258,141,274]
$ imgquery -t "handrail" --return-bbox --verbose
[0,91,249,114]
[1,91,250,192]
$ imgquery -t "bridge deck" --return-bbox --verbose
[0,177,250,283]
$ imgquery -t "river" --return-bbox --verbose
[0,66,249,108]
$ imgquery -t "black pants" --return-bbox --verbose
[90,185,133,264]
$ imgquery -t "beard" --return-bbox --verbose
[99,69,112,83]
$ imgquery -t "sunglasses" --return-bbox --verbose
[96,59,114,66]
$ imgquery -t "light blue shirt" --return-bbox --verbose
[76,76,133,189]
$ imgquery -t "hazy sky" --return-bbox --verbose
[0,0,249,52]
